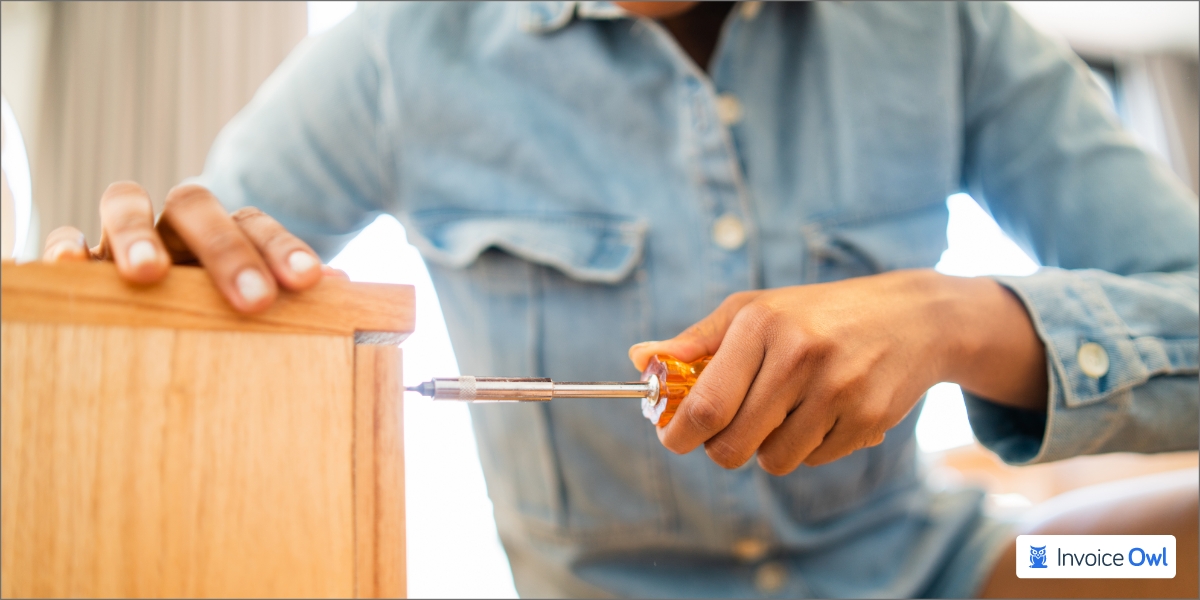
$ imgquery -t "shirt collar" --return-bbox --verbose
[518,1,630,34]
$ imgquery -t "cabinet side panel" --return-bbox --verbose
[0,323,356,598]
[353,345,405,598]
[162,330,356,598]
[1,322,175,597]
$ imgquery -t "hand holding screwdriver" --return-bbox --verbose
[628,270,1047,476]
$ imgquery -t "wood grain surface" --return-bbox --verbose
[1,322,357,597]
[1,261,414,338]
[1,263,412,598]
[354,345,406,599]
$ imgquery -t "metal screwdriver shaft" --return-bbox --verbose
[405,375,660,403]
[405,355,710,427]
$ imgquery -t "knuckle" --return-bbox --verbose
[260,227,297,255]
[45,226,83,243]
[780,338,810,367]
[739,300,776,327]
[704,438,749,470]
[203,227,253,261]
[839,415,874,438]
[853,400,889,427]
[828,369,866,397]
[806,335,837,361]
[104,180,148,198]
[229,206,266,222]
[757,453,797,477]
[683,395,729,435]
[164,183,214,210]
[802,454,831,467]
[230,208,299,255]
[864,430,887,448]
[661,438,692,455]
[725,290,758,308]
[804,446,848,467]
[105,208,153,236]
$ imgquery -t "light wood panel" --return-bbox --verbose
[1,262,411,598]
[1,261,414,338]
[354,345,406,599]
[1,322,357,597]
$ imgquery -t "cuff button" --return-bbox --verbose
[1077,342,1109,379]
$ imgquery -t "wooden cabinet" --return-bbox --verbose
[1,261,412,598]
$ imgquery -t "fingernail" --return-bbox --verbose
[236,270,269,304]
[287,250,317,274]
[127,240,157,267]
[632,341,661,348]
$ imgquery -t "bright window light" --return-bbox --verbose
[308,1,357,36]
[935,193,1040,278]
[2,95,34,260]
[917,193,1040,453]
[329,215,519,599]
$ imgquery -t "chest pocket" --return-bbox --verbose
[802,201,951,283]
[404,210,681,543]
[407,210,648,284]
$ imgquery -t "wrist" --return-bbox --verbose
[938,274,1049,411]
[921,271,987,383]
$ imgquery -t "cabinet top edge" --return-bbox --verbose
[1,261,415,339]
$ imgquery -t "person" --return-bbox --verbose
[42,2,1198,597]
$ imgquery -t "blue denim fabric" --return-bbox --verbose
[192,2,1199,597]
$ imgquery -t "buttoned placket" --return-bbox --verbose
[638,6,761,288]
[637,7,791,583]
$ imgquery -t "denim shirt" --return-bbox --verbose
[193,2,1199,597]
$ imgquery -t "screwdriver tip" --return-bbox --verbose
[406,381,436,397]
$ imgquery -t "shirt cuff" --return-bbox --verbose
[963,268,1191,465]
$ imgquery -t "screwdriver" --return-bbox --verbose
[406,354,711,426]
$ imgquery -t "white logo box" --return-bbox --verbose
[1017,535,1176,579]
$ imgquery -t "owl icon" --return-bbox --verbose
[1029,545,1049,568]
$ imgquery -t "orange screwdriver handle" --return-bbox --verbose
[640,354,712,427]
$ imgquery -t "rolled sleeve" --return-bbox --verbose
[187,5,394,261]
[964,267,1199,465]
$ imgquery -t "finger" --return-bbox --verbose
[42,227,91,262]
[97,181,170,283]
[230,207,322,291]
[802,417,885,467]
[159,184,276,313]
[755,399,836,476]
[700,350,805,469]
[629,290,763,371]
[322,265,350,280]
[656,305,768,455]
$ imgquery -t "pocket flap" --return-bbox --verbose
[403,210,648,284]
[807,201,950,272]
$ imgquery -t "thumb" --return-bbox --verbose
[628,290,763,371]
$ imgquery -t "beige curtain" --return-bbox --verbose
[1140,55,1199,195]
[1119,54,1199,196]
[4,1,306,248]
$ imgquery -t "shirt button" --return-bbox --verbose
[754,561,788,593]
[712,214,747,250]
[715,94,743,126]
[1078,342,1109,379]
[732,537,769,563]
[740,1,763,20]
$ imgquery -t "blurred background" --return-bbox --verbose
[2,2,1196,598]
